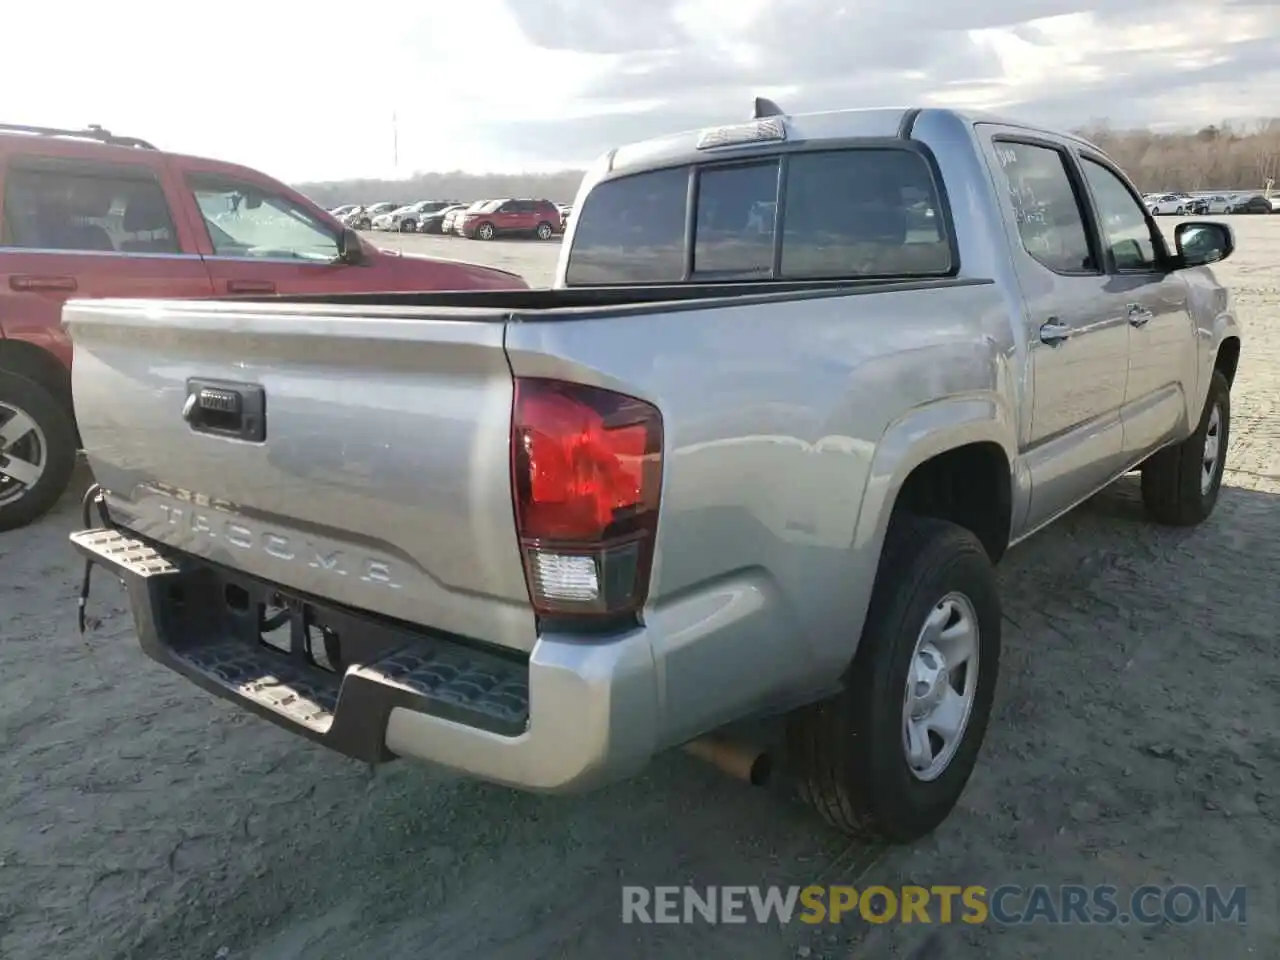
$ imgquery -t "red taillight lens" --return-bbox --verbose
[511,377,663,619]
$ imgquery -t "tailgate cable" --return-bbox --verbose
[77,481,116,635]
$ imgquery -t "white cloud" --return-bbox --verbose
[4,0,1278,181]
[3,0,603,179]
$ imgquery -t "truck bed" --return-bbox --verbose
[66,273,998,677]
[266,275,990,315]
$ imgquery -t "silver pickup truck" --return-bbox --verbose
[67,104,1241,844]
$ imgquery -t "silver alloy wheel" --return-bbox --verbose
[537,222,552,240]
[902,592,980,782]
[0,401,47,506]
[1201,402,1222,495]
[478,223,495,240]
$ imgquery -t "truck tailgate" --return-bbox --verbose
[65,299,537,653]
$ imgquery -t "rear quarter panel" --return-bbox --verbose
[505,281,1018,741]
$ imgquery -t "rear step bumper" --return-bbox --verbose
[71,527,660,793]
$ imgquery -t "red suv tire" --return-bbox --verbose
[0,371,78,531]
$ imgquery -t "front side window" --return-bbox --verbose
[1,162,179,254]
[1079,157,1159,270]
[189,176,338,261]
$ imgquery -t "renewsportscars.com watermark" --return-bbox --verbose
[621,884,1247,926]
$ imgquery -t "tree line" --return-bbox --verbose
[1074,119,1279,192]
[294,119,1280,207]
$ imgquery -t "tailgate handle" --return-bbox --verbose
[182,379,266,442]
[10,274,77,292]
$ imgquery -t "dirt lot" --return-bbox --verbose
[2,219,1278,960]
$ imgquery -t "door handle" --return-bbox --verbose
[9,275,77,292]
[1039,319,1072,346]
[1127,303,1154,327]
[226,279,276,294]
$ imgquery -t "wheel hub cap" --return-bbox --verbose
[1201,403,1221,495]
[902,592,980,782]
[0,401,48,506]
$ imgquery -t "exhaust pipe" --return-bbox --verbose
[682,735,772,786]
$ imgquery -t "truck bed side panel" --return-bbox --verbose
[504,280,1015,744]
[66,300,538,653]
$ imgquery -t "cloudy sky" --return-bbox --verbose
[7,0,1278,182]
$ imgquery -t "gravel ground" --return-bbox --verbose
[2,218,1278,960]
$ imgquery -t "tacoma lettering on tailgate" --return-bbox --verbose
[154,500,402,589]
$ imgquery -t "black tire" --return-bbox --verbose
[1140,369,1230,526]
[535,221,554,240]
[0,371,77,532]
[786,514,1001,843]
[400,219,416,233]
[476,221,496,241]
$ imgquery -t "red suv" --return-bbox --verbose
[0,123,527,531]
[458,198,563,241]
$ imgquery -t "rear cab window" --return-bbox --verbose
[565,147,952,285]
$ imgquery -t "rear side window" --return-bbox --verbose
[1,162,179,254]
[991,142,1095,275]
[565,147,953,285]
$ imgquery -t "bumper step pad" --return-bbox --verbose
[71,526,530,762]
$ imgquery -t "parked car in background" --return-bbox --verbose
[1147,194,1188,215]
[458,198,562,240]
[372,200,457,232]
[370,205,408,231]
[418,203,468,235]
[349,202,396,230]
[329,203,359,219]
[0,122,528,531]
[1228,194,1274,214]
[444,200,489,235]
[1188,195,1234,215]
[395,200,460,233]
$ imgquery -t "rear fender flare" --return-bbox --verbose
[814,397,1016,674]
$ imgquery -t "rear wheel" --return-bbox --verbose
[0,372,77,532]
[476,222,496,241]
[786,514,1001,842]
[400,219,416,232]
[535,221,554,240]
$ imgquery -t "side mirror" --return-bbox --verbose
[1174,221,1233,268]
[337,226,366,265]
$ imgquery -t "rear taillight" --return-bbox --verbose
[511,378,663,621]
